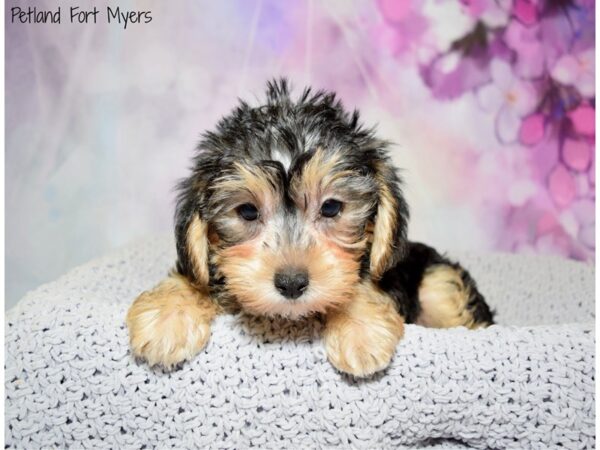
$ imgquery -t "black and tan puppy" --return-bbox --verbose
[126,80,493,377]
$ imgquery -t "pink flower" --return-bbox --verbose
[528,133,559,178]
[421,51,491,100]
[519,113,545,145]
[568,104,595,136]
[512,0,538,26]
[504,21,545,78]
[548,164,576,208]
[477,60,537,143]
[551,49,595,97]
[562,139,592,172]
[504,12,573,81]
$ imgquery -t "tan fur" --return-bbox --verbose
[369,169,398,280]
[126,273,219,368]
[323,281,404,377]
[215,238,360,318]
[187,215,210,288]
[416,265,483,329]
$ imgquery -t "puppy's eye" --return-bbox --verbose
[237,203,259,221]
[320,199,343,218]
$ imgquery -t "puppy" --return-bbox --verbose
[126,79,493,377]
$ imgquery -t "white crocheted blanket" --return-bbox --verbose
[5,236,595,449]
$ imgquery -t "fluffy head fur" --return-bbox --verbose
[174,79,409,319]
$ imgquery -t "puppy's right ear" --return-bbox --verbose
[175,180,210,290]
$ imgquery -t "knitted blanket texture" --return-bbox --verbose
[5,237,595,449]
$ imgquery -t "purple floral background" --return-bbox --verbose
[378,0,595,261]
[5,0,595,307]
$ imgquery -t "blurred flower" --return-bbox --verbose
[421,22,514,99]
[421,0,475,53]
[477,60,537,142]
[463,0,512,27]
[548,164,576,207]
[375,0,428,57]
[504,21,545,78]
[519,113,545,145]
[528,132,560,178]
[568,104,595,136]
[504,7,580,80]
[551,49,595,97]
[512,0,538,26]
[420,44,491,100]
[562,138,592,172]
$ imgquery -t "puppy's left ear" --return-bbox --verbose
[369,158,409,280]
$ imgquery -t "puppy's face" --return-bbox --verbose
[176,81,408,319]
[208,148,377,318]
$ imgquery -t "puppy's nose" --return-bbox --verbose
[274,269,309,299]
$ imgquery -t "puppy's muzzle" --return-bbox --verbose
[274,268,309,300]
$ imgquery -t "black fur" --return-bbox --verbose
[379,242,494,325]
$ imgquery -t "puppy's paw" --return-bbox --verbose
[323,317,402,377]
[126,275,217,369]
[323,283,404,377]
